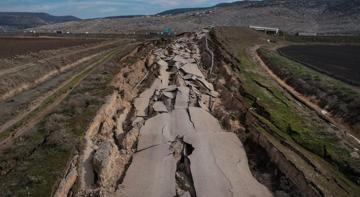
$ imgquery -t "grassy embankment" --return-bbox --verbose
[0,43,138,196]
[212,27,359,192]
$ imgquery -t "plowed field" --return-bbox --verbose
[278,45,360,85]
[0,37,99,58]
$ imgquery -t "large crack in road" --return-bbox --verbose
[115,33,272,197]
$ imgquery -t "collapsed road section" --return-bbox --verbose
[114,34,271,197]
[59,32,309,197]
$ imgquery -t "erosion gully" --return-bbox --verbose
[54,31,349,197]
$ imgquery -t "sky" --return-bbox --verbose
[0,0,238,19]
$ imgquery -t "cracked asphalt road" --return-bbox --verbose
[118,33,271,197]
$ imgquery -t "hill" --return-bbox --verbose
[0,12,80,31]
[156,1,256,16]
[31,0,360,34]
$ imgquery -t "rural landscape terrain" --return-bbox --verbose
[0,0,359,196]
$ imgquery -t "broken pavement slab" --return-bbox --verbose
[181,63,205,78]
[196,77,214,91]
[173,55,191,65]
[186,132,272,197]
[120,144,177,197]
[188,107,222,133]
[153,101,168,112]
[175,86,190,109]
[163,85,178,92]
[163,91,175,99]
[208,90,219,98]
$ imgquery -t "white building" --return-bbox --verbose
[249,25,280,34]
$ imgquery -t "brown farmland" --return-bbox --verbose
[278,45,360,85]
[0,37,100,59]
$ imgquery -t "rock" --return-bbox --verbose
[93,141,123,189]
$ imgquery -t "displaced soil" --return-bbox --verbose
[0,37,100,59]
[278,45,360,85]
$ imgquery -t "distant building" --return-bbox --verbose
[297,32,317,36]
[249,25,280,35]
